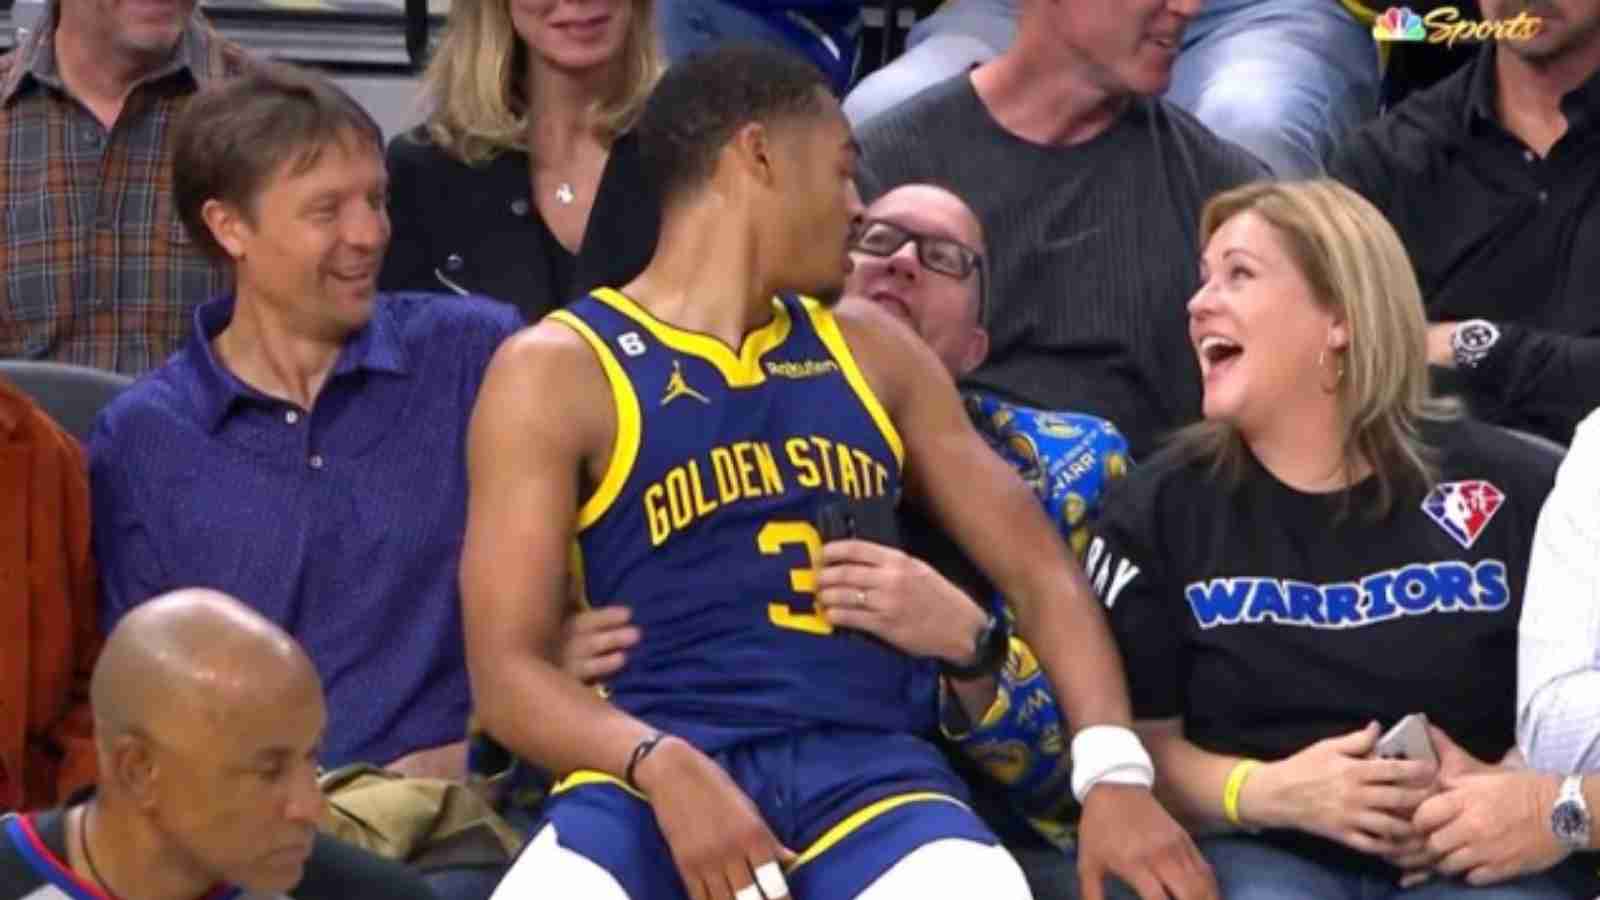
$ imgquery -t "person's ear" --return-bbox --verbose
[200,198,251,262]
[1327,317,1350,353]
[956,326,989,378]
[729,121,778,189]
[108,732,163,812]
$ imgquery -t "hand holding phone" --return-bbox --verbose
[815,496,900,548]
[1373,713,1439,768]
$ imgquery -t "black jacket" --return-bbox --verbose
[1328,43,1600,444]
[380,128,660,322]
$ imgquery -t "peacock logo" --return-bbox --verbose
[1373,6,1427,41]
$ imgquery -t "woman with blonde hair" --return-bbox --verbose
[381,0,662,318]
[1089,178,1575,898]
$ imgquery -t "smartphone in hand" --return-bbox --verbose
[813,497,900,647]
[815,496,900,548]
[1373,713,1439,768]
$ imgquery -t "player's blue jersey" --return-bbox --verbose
[551,288,932,753]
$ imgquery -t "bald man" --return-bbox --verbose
[0,589,436,900]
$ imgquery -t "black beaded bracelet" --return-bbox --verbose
[624,732,669,793]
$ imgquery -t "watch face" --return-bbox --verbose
[1459,323,1497,351]
[1553,801,1587,839]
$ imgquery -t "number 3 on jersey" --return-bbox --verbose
[757,521,834,635]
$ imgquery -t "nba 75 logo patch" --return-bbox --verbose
[1421,480,1505,549]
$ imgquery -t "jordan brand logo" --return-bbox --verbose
[661,360,711,406]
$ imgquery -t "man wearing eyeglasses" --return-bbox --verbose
[847,185,992,379]
[841,184,1136,899]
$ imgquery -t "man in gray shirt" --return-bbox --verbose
[856,0,1265,458]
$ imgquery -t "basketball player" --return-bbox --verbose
[461,44,1215,900]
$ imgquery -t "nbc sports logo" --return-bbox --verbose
[1373,6,1427,41]
[1421,480,1505,550]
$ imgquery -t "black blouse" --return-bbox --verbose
[380,128,660,321]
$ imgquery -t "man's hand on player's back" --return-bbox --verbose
[561,605,641,685]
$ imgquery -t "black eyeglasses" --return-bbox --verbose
[851,219,989,322]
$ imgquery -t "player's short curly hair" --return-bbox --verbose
[635,43,831,205]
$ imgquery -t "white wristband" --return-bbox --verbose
[1070,725,1155,803]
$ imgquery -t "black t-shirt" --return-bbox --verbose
[0,808,437,900]
[1090,418,1557,875]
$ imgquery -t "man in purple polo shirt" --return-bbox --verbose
[86,65,521,784]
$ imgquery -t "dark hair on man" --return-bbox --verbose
[634,43,832,205]
[173,61,384,263]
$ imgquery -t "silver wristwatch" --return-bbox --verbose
[1451,319,1501,369]
[1551,774,1591,852]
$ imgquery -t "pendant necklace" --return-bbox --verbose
[555,182,575,205]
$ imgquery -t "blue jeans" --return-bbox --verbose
[1165,0,1379,177]
[842,0,1379,177]
[840,0,1016,125]
[655,0,862,94]
[1199,836,1578,900]
[1006,843,1141,900]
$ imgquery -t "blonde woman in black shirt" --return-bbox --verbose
[1089,179,1576,899]
[382,0,662,318]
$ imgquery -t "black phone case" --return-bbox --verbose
[815,496,901,548]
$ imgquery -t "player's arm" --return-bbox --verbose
[460,323,794,900]
[836,302,1129,752]
[461,323,660,778]
[836,300,1216,900]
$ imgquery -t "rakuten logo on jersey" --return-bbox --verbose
[1185,559,1509,630]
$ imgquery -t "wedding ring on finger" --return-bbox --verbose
[854,589,867,608]
[755,861,789,898]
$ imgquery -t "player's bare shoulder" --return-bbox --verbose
[476,317,615,455]
[830,296,955,412]
[494,317,601,377]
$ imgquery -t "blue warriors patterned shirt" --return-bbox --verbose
[551,289,934,753]
[944,397,1132,847]
[967,395,1131,564]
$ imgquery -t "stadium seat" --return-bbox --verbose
[0,360,133,443]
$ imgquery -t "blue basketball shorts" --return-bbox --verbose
[533,727,999,898]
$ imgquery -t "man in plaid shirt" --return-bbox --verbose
[0,3,251,375]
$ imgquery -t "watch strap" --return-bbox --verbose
[942,611,1009,679]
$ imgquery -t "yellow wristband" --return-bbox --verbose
[1223,759,1262,828]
